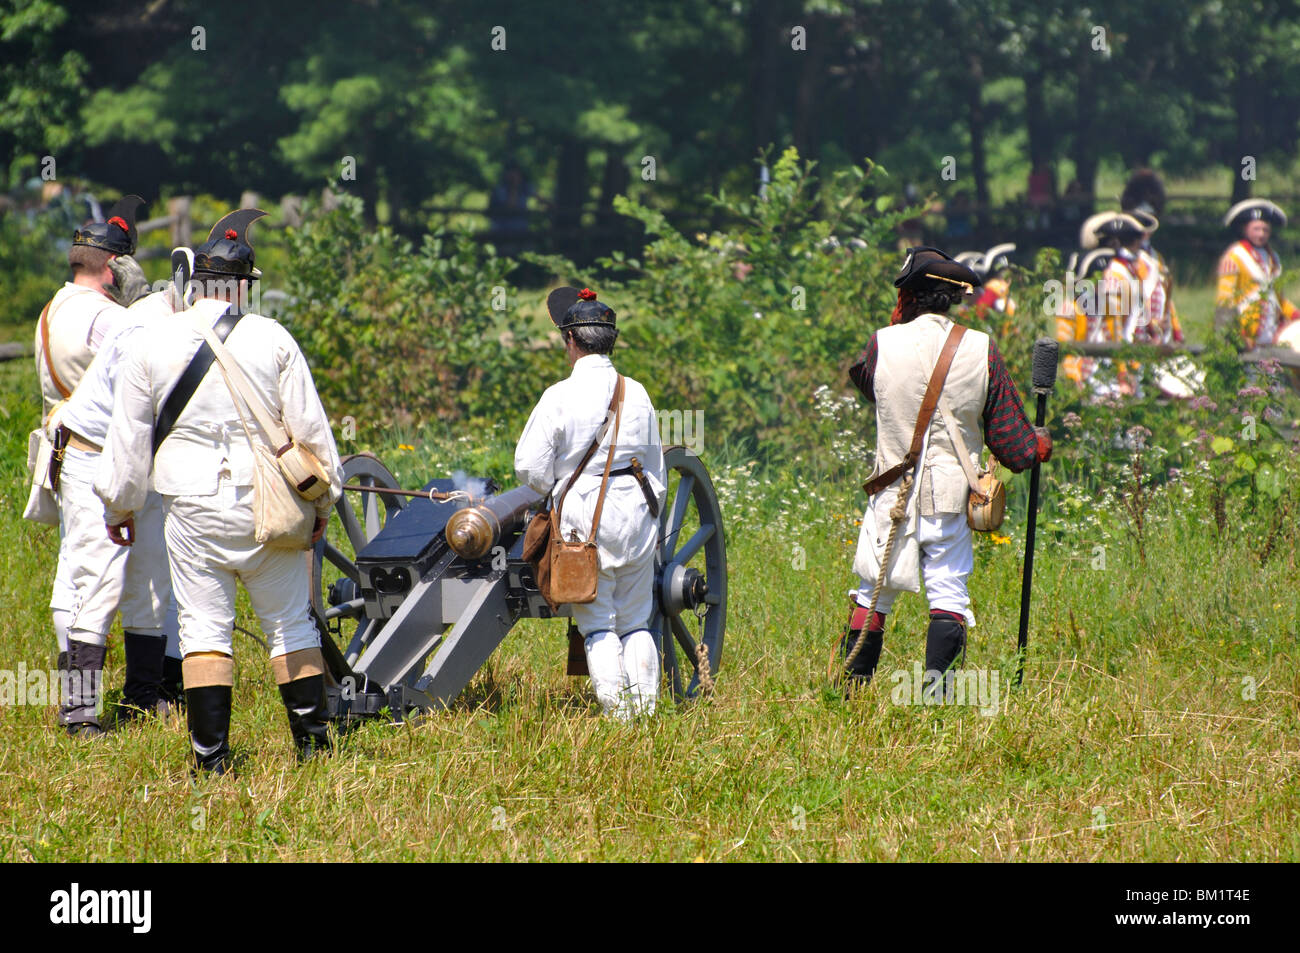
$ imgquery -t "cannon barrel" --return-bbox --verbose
[445,485,545,559]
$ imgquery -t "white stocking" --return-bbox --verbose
[53,608,72,654]
[583,630,629,718]
[620,629,660,717]
[164,597,182,660]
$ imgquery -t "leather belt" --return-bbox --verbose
[609,457,659,518]
[61,427,103,455]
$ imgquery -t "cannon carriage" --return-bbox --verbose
[309,447,727,720]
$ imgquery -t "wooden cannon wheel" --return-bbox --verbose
[653,446,728,701]
[310,453,406,668]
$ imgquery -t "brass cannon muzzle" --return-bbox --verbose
[444,486,545,560]
[445,507,500,560]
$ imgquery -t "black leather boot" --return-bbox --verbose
[162,655,185,709]
[185,685,233,775]
[277,675,332,762]
[842,603,885,693]
[843,628,884,685]
[924,613,967,704]
[119,632,166,721]
[59,640,106,738]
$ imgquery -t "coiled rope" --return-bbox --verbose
[842,471,915,676]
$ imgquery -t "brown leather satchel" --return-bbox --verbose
[862,324,967,498]
[523,375,625,609]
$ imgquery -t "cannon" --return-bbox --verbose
[309,447,727,719]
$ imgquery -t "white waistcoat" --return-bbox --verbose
[870,313,989,517]
[853,314,989,591]
[33,283,128,416]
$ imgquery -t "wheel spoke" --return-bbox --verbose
[364,486,383,539]
[674,522,715,565]
[670,613,698,669]
[323,539,360,583]
[661,473,694,557]
[338,496,367,551]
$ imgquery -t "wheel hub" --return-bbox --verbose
[661,563,709,615]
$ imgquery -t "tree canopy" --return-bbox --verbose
[7,0,1300,253]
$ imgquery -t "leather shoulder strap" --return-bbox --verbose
[38,300,71,399]
[152,307,244,454]
[586,375,625,543]
[863,323,966,497]
[554,373,624,521]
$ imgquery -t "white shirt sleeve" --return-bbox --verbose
[274,325,343,515]
[642,400,668,510]
[514,390,562,496]
[87,298,129,351]
[94,338,156,525]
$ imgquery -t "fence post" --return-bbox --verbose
[168,195,192,247]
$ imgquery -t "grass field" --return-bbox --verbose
[1,288,1298,863]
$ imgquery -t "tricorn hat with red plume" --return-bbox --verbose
[193,208,267,280]
[72,194,145,256]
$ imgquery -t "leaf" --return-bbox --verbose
[1211,436,1235,455]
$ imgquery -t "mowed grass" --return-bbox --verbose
[1,318,1298,862]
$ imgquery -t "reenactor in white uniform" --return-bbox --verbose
[514,288,667,719]
[97,210,343,774]
[59,276,185,725]
[36,196,166,735]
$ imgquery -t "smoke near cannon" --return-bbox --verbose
[309,448,727,719]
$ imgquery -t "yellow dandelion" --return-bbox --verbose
[991,533,1011,545]
[398,444,415,451]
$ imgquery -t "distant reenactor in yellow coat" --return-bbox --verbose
[1057,213,1117,388]
[1215,199,1298,348]
[1126,207,1184,345]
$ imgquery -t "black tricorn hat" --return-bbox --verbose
[193,208,266,280]
[1094,212,1145,243]
[72,194,145,256]
[1224,199,1286,232]
[546,287,617,330]
[894,246,982,293]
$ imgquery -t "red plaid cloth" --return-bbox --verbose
[849,332,1040,473]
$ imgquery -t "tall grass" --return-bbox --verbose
[0,348,1296,861]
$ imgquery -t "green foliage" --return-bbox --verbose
[0,0,85,178]
[530,148,918,468]
[281,192,558,433]
[0,207,66,338]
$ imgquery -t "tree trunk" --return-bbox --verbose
[1072,53,1099,215]
[793,14,824,157]
[1231,72,1254,203]
[1025,69,1049,168]
[552,136,588,258]
[749,0,779,158]
[596,149,630,252]
[967,53,991,233]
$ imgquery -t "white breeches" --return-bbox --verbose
[56,447,171,644]
[162,479,319,659]
[584,629,659,719]
[570,555,656,637]
[854,511,976,627]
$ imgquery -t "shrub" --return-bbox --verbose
[281,192,559,435]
